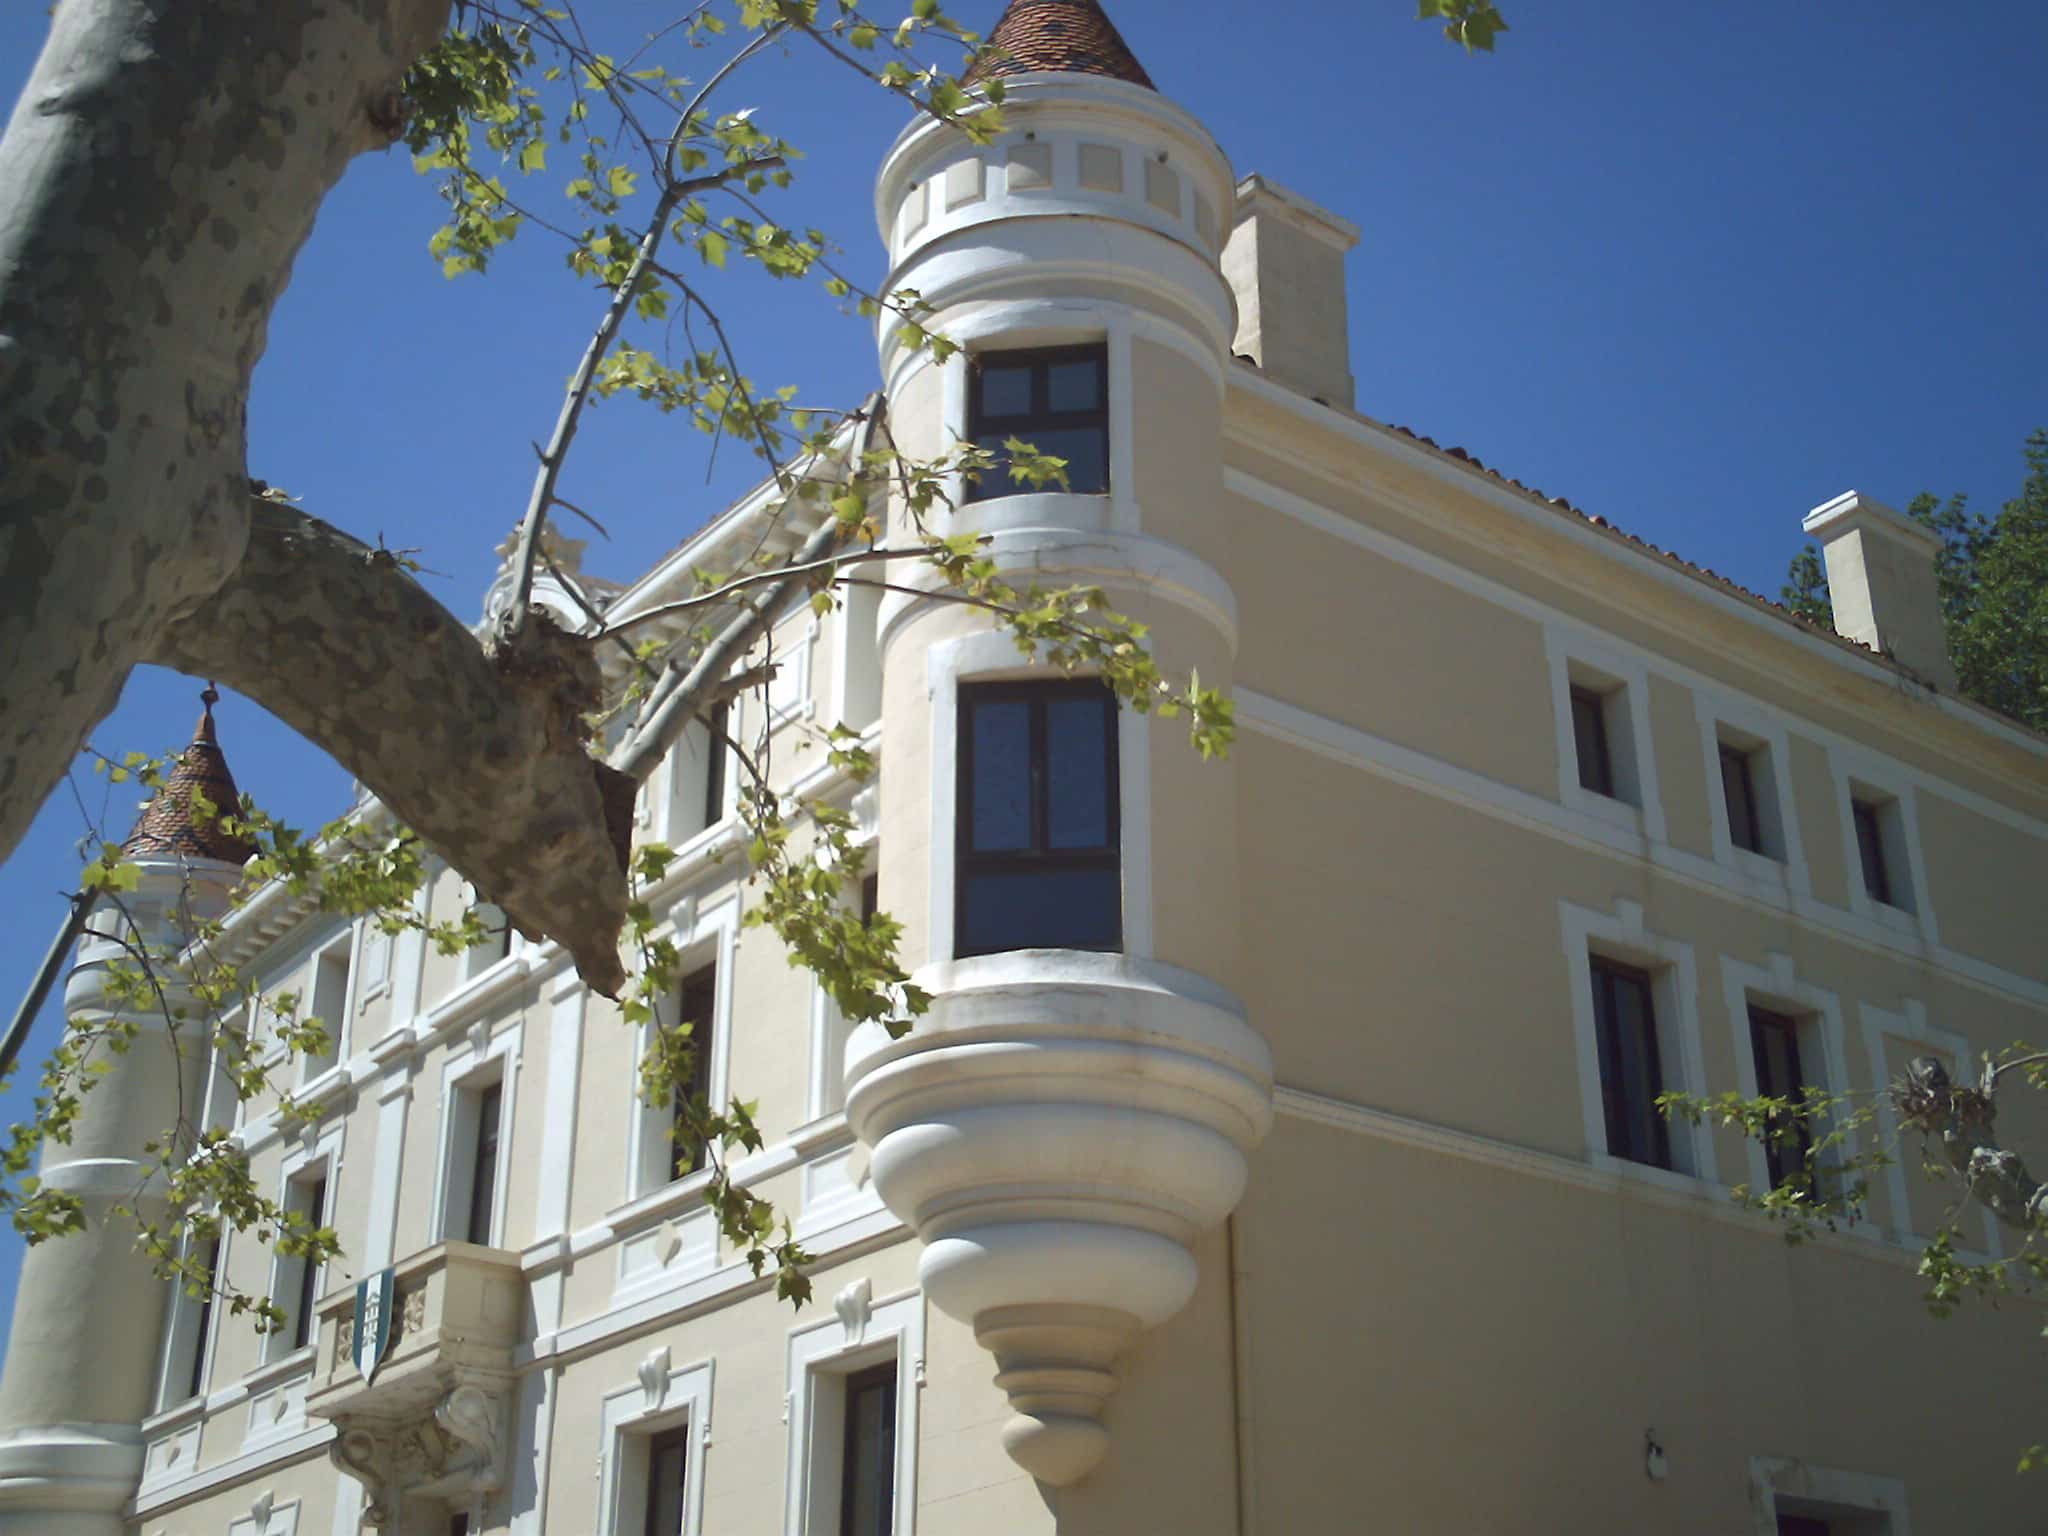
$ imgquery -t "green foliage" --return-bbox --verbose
[1416,0,1509,54]
[1781,543,1832,627]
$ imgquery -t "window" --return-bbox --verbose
[1849,792,1914,912]
[462,902,513,982]
[957,680,1121,957]
[1570,684,1616,798]
[1748,1007,1814,1191]
[642,1424,691,1536]
[669,966,716,1181]
[1778,1515,1832,1536]
[443,1067,508,1247]
[1589,958,1670,1170]
[301,939,349,1078]
[282,1172,329,1352]
[838,1362,897,1536]
[1720,741,1767,855]
[966,346,1109,501]
[860,872,879,927]
[187,1238,219,1400]
[465,1081,503,1245]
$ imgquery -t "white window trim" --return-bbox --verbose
[659,716,731,853]
[264,1123,343,1366]
[356,919,393,1006]
[1561,899,1714,1188]
[761,610,821,732]
[1829,743,1939,944]
[1544,626,1666,843]
[430,1017,523,1249]
[1719,954,1860,1214]
[1696,692,1812,900]
[596,1349,715,1536]
[783,1286,924,1536]
[1859,997,2001,1259]
[927,628,1154,963]
[296,931,355,1089]
[808,815,879,1123]
[1749,1456,1909,1534]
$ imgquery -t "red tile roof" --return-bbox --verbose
[965,0,1156,90]
[1369,417,1868,651]
[123,687,258,865]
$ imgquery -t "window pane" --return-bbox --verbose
[840,1365,897,1536]
[1853,801,1892,905]
[961,867,1121,954]
[1570,687,1613,797]
[1045,694,1112,850]
[1721,745,1761,853]
[467,1083,502,1245]
[977,362,1033,418]
[1047,356,1102,412]
[1749,1007,1812,1190]
[645,1430,689,1536]
[1591,963,1669,1169]
[1022,425,1109,494]
[969,699,1031,851]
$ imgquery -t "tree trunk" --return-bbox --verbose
[154,500,632,995]
[0,0,449,861]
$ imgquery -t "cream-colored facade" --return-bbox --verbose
[4,14,2047,1535]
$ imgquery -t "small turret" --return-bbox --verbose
[0,687,254,1534]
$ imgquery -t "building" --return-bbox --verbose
[3,1,2046,1531]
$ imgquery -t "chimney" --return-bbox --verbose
[1802,490,1957,691]
[1222,174,1361,408]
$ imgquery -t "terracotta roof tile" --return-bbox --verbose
[965,0,1156,90]
[123,687,258,866]
[1372,419,1863,649]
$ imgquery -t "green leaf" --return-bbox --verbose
[519,140,546,174]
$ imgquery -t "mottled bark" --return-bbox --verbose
[154,499,631,995]
[1897,1056,2048,1234]
[0,0,449,859]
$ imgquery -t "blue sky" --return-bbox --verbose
[1,0,2043,1358]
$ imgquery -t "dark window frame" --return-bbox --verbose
[1748,1005,1815,1191]
[289,1172,329,1351]
[642,1422,692,1536]
[838,1360,898,1536]
[1589,957,1672,1170]
[956,679,1121,958]
[1720,740,1767,855]
[965,345,1110,503]
[465,1079,503,1246]
[669,964,718,1182]
[1570,684,1617,798]
[1852,798,1895,907]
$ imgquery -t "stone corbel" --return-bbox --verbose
[327,1383,510,1533]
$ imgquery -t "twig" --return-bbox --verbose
[502,24,788,641]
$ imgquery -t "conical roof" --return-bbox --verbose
[122,687,258,865]
[964,0,1156,90]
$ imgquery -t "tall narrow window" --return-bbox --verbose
[1852,798,1895,907]
[1569,685,1616,798]
[302,940,349,1076]
[957,681,1120,957]
[966,346,1109,501]
[289,1173,328,1351]
[670,965,717,1181]
[860,872,879,927]
[185,1237,220,1402]
[704,702,729,829]
[838,1362,897,1536]
[643,1424,691,1536]
[465,1081,503,1245]
[1777,1516,1833,1536]
[1589,958,1671,1169]
[1749,1006,1814,1190]
[1720,741,1766,855]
